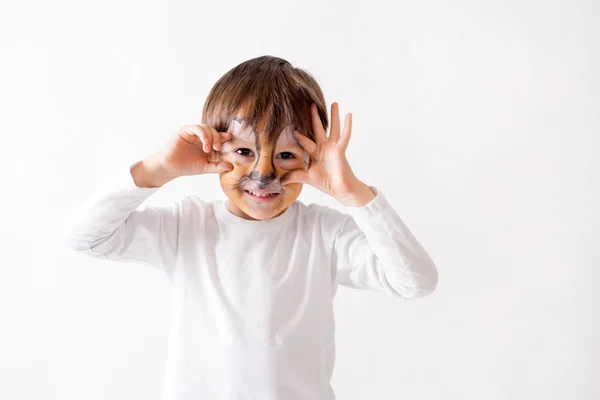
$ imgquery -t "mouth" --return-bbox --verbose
[243,189,281,203]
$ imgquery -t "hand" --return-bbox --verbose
[158,124,234,176]
[281,103,375,206]
[131,125,234,188]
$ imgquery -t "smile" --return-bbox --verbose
[244,190,281,202]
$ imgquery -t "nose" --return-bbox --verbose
[250,152,277,185]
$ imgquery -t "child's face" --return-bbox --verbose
[216,117,310,220]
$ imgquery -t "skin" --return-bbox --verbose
[217,117,310,220]
[283,103,376,207]
[215,102,376,221]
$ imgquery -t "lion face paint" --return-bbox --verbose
[217,117,310,221]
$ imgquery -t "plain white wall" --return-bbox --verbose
[1,0,598,399]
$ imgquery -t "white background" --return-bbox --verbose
[1,0,598,399]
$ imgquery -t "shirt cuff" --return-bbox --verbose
[111,161,162,198]
[344,186,387,216]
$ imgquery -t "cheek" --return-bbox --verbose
[219,168,246,190]
[282,183,303,201]
[275,159,306,171]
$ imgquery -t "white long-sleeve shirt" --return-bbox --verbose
[66,163,438,400]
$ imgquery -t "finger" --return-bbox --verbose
[182,125,211,153]
[208,126,223,151]
[203,161,233,174]
[217,131,233,151]
[293,131,318,156]
[219,130,233,143]
[178,124,204,139]
[178,128,202,145]
[310,103,327,142]
[281,169,310,186]
[338,113,353,150]
[198,124,213,153]
[329,102,340,141]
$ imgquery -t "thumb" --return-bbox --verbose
[282,169,310,186]
[203,161,233,174]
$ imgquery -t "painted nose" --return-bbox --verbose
[250,154,277,185]
[249,169,277,185]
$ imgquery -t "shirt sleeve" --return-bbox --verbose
[328,186,438,299]
[64,161,183,280]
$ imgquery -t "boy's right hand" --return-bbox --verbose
[131,125,234,188]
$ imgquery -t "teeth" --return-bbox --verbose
[247,190,278,198]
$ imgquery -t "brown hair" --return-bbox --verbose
[201,55,327,143]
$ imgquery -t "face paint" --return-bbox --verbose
[274,126,311,169]
[220,119,308,160]
[218,117,310,220]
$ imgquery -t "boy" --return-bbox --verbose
[66,55,438,400]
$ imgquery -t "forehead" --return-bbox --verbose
[228,117,299,146]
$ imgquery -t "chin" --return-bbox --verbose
[239,189,289,220]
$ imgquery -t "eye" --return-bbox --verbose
[278,152,296,160]
[235,148,254,157]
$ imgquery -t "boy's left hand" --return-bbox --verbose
[281,102,376,207]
